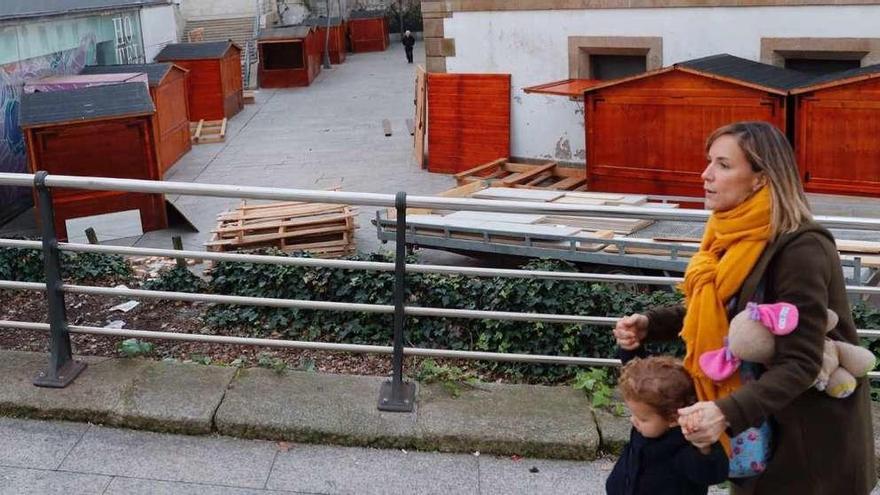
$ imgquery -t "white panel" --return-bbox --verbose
[66,210,145,243]
[140,5,179,61]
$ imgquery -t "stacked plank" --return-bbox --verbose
[454,158,587,191]
[190,118,227,144]
[206,201,357,257]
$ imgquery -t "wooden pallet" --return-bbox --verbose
[206,200,357,257]
[243,90,256,104]
[190,119,227,144]
[454,158,588,191]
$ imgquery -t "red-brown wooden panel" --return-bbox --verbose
[796,77,880,197]
[25,118,167,240]
[427,73,511,174]
[585,70,786,197]
[315,24,346,64]
[173,59,224,120]
[153,69,192,174]
[258,34,322,88]
[220,51,244,118]
[349,17,389,53]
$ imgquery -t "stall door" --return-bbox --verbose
[427,73,511,174]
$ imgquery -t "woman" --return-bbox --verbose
[613,121,874,494]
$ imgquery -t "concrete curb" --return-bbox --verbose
[1,350,877,470]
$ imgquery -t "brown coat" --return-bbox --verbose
[646,222,875,495]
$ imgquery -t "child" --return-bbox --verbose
[606,352,728,495]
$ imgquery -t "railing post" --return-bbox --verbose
[378,191,415,411]
[32,171,87,388]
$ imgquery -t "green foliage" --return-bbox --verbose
[257,353,288,374]
[118,338,155,357]
[572,367,623,415]
[0,244,131,283]
[202,252,683,382]
[386,2,423,34]
[142,266,208,293]
[415,359,479,397]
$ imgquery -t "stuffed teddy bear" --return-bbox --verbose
[699,302,876,399]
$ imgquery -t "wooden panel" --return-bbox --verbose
[315,24,347,64]
[153,69,192,174]
[25,118,167,240]
[414,65,427,168]
[258,33,322,88]
[427,73,511,174]
[171,59,224,121]
[585,69,785,198]
[349,17,389,53]
[796,78,880,197]
[221,50,244,118]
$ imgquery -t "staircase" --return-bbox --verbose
[184,17,259,88]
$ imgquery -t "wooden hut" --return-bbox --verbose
[348,10,389,53]
[581,54,813,198]
[19,83,167,241]
[154,41,243,121]
[790,64,880,198]
[302,16,346,65]
[81,63,192,175]
[257,25,322,88]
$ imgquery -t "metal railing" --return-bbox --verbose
[0,172,878,409]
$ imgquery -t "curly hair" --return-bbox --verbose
[619,356,697,421]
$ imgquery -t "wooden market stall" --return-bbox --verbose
[81,63,192,174]
[257,25,322,88]
[302,16,346,64]
[19,83,167,240]
[790,64,880,197]
[579,54,813,197]
[154,41,243,121]
[347,10,389,53]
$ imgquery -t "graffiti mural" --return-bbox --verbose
[0,34,95,209]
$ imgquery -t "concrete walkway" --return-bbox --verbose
[0,350,877,494]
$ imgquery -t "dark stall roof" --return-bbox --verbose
[349,10,385,19]
[20,82,154,128]
[155,41,239,61]
[677,54,816,92]
[791,63,880,94]
[80,63,180,86]
[301,16,343,27]
[1,0,167,21]
[258,25,312,41]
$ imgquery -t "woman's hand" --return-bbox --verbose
[678,401,728,445]
[613,313,648,350]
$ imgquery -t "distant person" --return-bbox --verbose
[606,353,728,495]
[402,30,415,63]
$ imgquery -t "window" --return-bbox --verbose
[568,36,662,80]
[591,54,647,80]
[262,42,304,70]
[761,38,880,73]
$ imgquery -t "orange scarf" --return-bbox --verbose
[680,186,772,452]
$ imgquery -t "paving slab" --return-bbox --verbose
[104,477,297,495]
[113,360,236,434]
[0,466,110,494]
[266,444,479,495]
[477,454,611,495]
[0,417,88,470]
[59,425,276,489]
[215,368,385,445]
[416,382,599,460]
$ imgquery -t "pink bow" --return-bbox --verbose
[700,338,740,381]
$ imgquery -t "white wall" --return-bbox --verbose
[179,0,256,20]
[444,6,880,163]
[141,5,180,61]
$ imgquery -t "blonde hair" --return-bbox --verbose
[706,122,813,239]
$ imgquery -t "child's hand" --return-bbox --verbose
[679,409,703,435]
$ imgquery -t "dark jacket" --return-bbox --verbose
[402,34,415,49]
[645,223,875,495]
[606,426,729,495]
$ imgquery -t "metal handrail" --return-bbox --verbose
[1,171,878,396]
[2,238,878,294]
[1,173,879,229]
